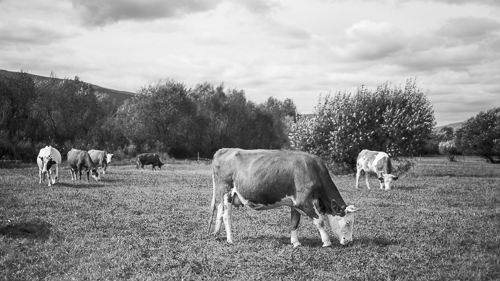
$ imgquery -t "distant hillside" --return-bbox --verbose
[435,122,463,132]
[0,69,135,104]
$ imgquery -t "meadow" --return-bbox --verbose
[1,157,499,280]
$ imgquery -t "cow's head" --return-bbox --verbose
[40,156,56,173]
[158,161,164,169]
[91,169,100,181]
[106,154,113,164]
[327,205,359,245]
[331,201,347,217]
[377,174,398,190]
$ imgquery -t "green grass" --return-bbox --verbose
[1,157,499,280]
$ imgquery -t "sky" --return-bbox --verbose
[1,0,500,126]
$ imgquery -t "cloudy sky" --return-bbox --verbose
[1,0,500,126]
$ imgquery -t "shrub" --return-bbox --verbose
[439,140,459,162]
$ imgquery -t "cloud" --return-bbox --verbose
[337,21,406,61]
[413,0,500,7]
[233,0,281,14]
[0,19,74,47]
[437,17,500,42]
[324,0,500,7]
[71,0,281,27]
[71,0,224,26]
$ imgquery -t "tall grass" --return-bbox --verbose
[1,157,499,280]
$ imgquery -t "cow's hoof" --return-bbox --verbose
[322,242,332,248]
[292,242,302,248]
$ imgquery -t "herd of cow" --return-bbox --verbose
[36,145,398,248]
[36,146,166,186]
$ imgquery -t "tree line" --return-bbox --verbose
[0,71,296,161]
[4,70,496,166]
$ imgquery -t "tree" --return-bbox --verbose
[33,75,104,144]
[289,79,435,164]
[114,79,196,156]
[0,71,37,139]
[455,108,500,163]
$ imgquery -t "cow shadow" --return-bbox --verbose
[58,182,105,188]
[395,184,425,191]
[240,235,324,248]
[356,235,398,247]
[0,219,52,241]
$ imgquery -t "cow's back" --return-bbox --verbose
[138,153,160,164]
[67,149,92,168]
[213,149,339,207]
[37,146,62,165]
[88,149,105,166]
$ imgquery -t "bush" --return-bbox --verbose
[289,79,435,165]
[439,140,459,162]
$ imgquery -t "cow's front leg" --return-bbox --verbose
[290,208,301,248]
[313,215,332,247]
[54,165,59,184]
[47,171,52,187]
[39,170,43,184]
[223,193,234,243]
[50,169,56,185]
[364,172,371,189]
[355,169,361,189]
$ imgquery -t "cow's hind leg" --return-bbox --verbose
[223,193,234,243]
[290,208,302,248]
[213,201,224,237]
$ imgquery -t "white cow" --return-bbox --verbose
[37,146,62,186]
[356,149,398,190]
[209,148,359,248]
[88,150,113,175]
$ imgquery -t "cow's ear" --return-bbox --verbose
[346,205,360,213]
[393,176,399,180]
[313,199,326,215]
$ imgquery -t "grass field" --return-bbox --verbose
[1,157,499,280]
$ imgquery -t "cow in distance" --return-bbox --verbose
[88,149,113,175]
[67,149,100,181]
[356,149,398,190]
[136,153,164,170]
[37,146,62,186]
[208,148,359,248]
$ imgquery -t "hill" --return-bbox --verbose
[435,122,463,131]
[0,69,135,104]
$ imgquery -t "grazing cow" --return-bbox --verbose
[208,148,359,248]
[136,153,164,170]
[67,149,99,181]
[37,146,62,186]
[88,150,113,175]
[356,149,398,190]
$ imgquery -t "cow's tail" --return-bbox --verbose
[207,174,217,235]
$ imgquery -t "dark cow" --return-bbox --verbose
[67,148,99,181]
[356,149,398,190]
[208,148,359,247]
[88,149,113,175]
[37,146,62,186]
[136,153,164,170]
